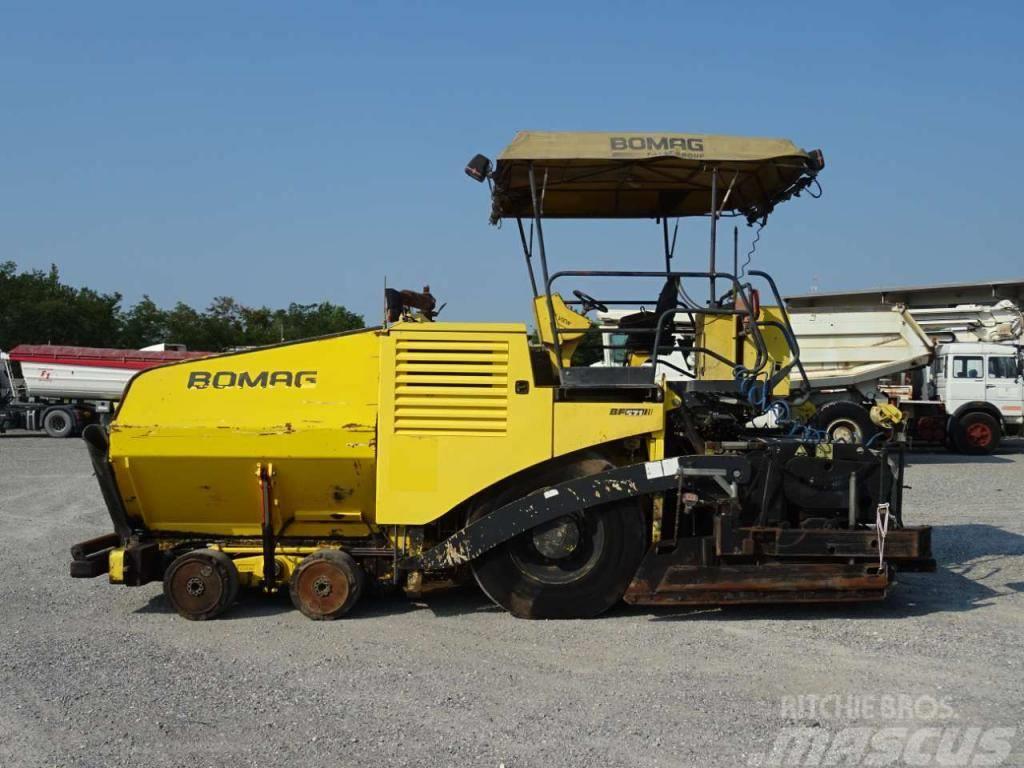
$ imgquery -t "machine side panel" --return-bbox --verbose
[375,325,553,525]
[109,330,380,538]
[553,401,664,457]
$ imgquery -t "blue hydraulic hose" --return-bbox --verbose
[864,431,886,448]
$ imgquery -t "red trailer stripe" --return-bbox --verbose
[9,344,209,370]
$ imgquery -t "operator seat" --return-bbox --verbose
[618,277,679,357]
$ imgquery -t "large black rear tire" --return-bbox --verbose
[469,459,646,619]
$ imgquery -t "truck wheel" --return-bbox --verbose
[289,549,365,620]
[469,458,646,619]
[43,408,74,438]
[163,549,240,620]
[812,401,878,445]
[953,412,1000,455]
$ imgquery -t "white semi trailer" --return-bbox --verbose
[0,344,205,438]
[596,302,1023,454]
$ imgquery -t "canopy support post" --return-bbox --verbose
[528,162,563,373]
[516,218,539,297]
[662,217,671,275]
[709,167,718,306]
[733,226,739,290]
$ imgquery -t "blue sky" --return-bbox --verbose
[1,2,1021,325]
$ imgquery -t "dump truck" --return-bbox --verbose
[70,131,934,620]
[1,344,204,437]
[596,303,1024,453]
[789,308,1023,453]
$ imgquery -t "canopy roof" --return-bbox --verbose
[489,131,822,223]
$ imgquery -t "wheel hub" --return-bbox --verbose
[293,558,352,618]
[165,556,232,621]
[531,516,582,560]
[828,419,860,444]
[967,423,992,446]
[312,576,333,597]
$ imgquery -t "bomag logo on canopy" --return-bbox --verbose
[187,370,318,390]
[609,136,705,156]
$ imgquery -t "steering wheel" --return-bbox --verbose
[572,289,608,314]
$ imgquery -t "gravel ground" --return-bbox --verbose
[1,434,1022,768]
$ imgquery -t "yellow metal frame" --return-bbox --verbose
[532,293,590,367]
[108,548,125,583]
[696,306,792,396]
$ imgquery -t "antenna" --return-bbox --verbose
[708,168,718,305]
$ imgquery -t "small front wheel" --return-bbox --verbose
[289,549,365,620]
[163,549,240,620]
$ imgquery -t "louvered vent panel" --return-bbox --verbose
[394,339,509,435]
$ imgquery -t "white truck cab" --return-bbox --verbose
[932,342,1024,448]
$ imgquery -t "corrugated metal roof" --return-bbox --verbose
[786,278,1024,309]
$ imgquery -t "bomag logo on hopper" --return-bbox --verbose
[609,136,704,154]
[186,370,318,390]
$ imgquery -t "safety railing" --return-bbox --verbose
[542,269,810,400]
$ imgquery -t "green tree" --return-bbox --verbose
[163,302,209,349]
[570,324,605,367]
[0,261,122,349]
[118,296,168,348]
[0,261,365,352]
[239,305,280,346]
[281,302,364,340]
[200,296,246,351]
